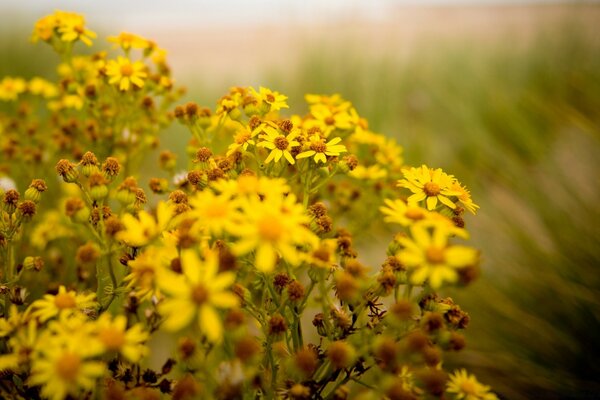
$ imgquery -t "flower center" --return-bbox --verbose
[235,131,251,144]
[74,25,85,34]
[258,215,284,241]
[274,136,289,150]
[55,352,81,382]
[324,116,335,126]
[120,64,134,77]
[99,327,126,350]
[460,381,477,395]
[266,93,276,103]
[425,247,446,264]
[404,207,425,221]
[54,293,76,309]
[310,141,327,153]
[423,182,441,196]
[191,284,209,305]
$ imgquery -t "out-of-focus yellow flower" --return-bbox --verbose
[0,77,27,101]
[349,165,388,181]
[105,56,147,91]
[297,134,347,164]
[398,165,461,211]
[94,314,148,363]
[29,316,104,400]
[189,190,240,237]
[28,286,97,322]
[212,175,291,200]
[231,194,318,272]
[396,221,477,289]
[158,249,238,342]
[0,320,38,372]
[380,199,430,227]
[28,77,58,98]
[116,202,174,247]
[107,32,152,51]
[308,103,355,136]
[56,11,97,46]
[447,369,498,400]
[227,126,257,156]
[450,181,479,214]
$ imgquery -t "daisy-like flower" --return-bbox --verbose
[0,320,38,372]
[379,198,430,227]
[0,77,27,101]
[231,194,318,272]
[56,11,97,46]
[398,165,461,211]
[308,103,355,136]
[212,175,291,200]
[447,369,498,400]
[28,286,97,323]
[105,56,147,91]
[94,314,148,363]
[158,249,239,342]
[250,86,289,112]
[124,233,178,299]
[226,126,258,156]
[28,77,58,98]
[396,221,477,289]
[450,181,480,215]
[189,189,241,237]
[116,202,174,247]
[29,317,104,400]
[258,128,300,165]
[107,32,152,51]
[296,134,347,164]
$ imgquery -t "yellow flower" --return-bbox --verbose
[380,199,430,227]
[56,12,97,46]
[0,77,27,101]
[158,249,238,342]
[396,221,477,289]
[349,165,387,181]
[251,86,289,112]
[0,320,38,372]
[212,175,291,200]
[107,32,152,51]
[258,128,300,165]
[29,317,104,400]
[450,181,480,214]
[106,56,147,91]
[94,314,148,363]
[28,286,97,323]
[308,103,355,136]
[231,194,318,272]
[398,165,461,211]
[116,202,174,247]
[296,134,347,164]
[28,77,58,98]
[227,126,257,156]
[447,369,498,400]
[189,189,241,237]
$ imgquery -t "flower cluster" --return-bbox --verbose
[0,11,497,400]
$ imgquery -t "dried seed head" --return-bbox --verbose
[327,341,355,370]
[56,159,79,183]
[286,280,305,302]
[18,200,37,219]
[268,314,287,336]
[234,336,261,362]
[273,273,290,294]
[293,347,318,378]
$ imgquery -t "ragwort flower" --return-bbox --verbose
[398,165,461,211]
[296,134,347,164]
[447,369,498,400]
[105,56,148,91]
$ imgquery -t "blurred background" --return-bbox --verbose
[1,0,599,398]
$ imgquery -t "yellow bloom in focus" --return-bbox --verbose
[231,194,318,272]
[447,369,498,400]
[309,103,355,136]
[108,32,152,51]
[158,249,238,342]
[227,126,257,156]
[56,12,97,46]
[29,325,104,400]
[94,314,148,363]
[28,286,97,323]
[380,199,430,227]
[106,56,147,91]
[396,222,477,289]
[251,86,289,111]
[398,165,461,211]
[0,77,27,101]
[296,134,347,164]
[116,202,174,247]
[258,128,300,165]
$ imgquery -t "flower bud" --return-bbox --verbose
[88,172,108,201]
[56,159,79,183]
[24,179,47,203]
[80,151,100,177]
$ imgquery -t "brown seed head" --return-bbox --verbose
[268,314,287,336]
[195,147,212,163]
[169,190,188,204]
[30,179,47,192]
[294,347,318,378]
[286,280,305,302]
[76,243,100,266]
[279,119,293,133]
[81,151,99,166]
[18,200,36,218]
[234,336,261,362]
[102,157,121,177]
[4,189,19,206]
[327,341,354,370]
